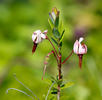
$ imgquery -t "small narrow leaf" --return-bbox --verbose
[57,79,63,85]
[59,29,65,41]
[52,28,60,39]
[55,16,59,28]
[49,13,54,24]
[60,84,65,87]
[44,78,52,85]
[50,76,57,83]
[51,37,58,45]
[48,18,54,29]
[58,21,63,33]
[51,92,57,94]
[61,81,74,90]
[60,42,62,47]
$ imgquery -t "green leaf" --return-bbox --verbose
[52,87,58,91]
[57,79,63,86]
[51,86,58,94]
[59,29,65,41]
[43,78,52,85]
[50,76,57,83]
[48,18,54,29]
[61,81,74,90]
[52,28,60,39]
[56,75,63,80]
[49,13,54,24]
[55,16,59,28]
[58,21,63,33]
[51,37,58,45]
[60,42,62,47]
[51,91,57,94]
[60,84,65,87]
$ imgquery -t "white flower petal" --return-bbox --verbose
[73,37,87,55]
[32,34,37,42]
[43,30,48,34]
[35,34,42,43]
[79,44,87,54]
[41,33,46,39]
[34,30,41,35]
[79,37,84,43]
[73,40,79,54]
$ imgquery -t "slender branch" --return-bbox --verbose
[52,50,59,64]
[42,50,59,80]
[46,37,58,58]
[45,81,55,100]
[14,74,39,100]
[61,50,73,64]
[6,88,34,100]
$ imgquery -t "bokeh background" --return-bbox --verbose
[0,0,102,100]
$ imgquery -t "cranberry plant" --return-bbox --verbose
[32,7,87,100]
[6,7,87,100]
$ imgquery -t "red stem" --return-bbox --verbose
[57,43,62,100]
[61,50,73,64]
[47,37,58,58]
[52,50,59,65]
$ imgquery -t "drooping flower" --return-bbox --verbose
[73,37,87,68]
[32,30,48,54]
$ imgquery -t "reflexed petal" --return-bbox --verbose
[43,30,48,34]
[79,37,84,43]
[34,30,41,35]
[41,33,46,39]
[35,34,42,43]
[73,40,79,54]
[32,34,37,42]
[79,44,87,54]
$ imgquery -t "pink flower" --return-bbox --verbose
[32,30,48,54]
[73,37,87,54]
[73,37,87,68]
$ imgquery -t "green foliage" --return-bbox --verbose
[48,7,65,49]
[59,30,65,42]
[47,75,74,97]
[61,81,74,90]
[52,28,60,39]
[48,18,54,29]
[55,15,59,28]
[51,37,58,46]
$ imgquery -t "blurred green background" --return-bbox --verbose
[0,0,102,100]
